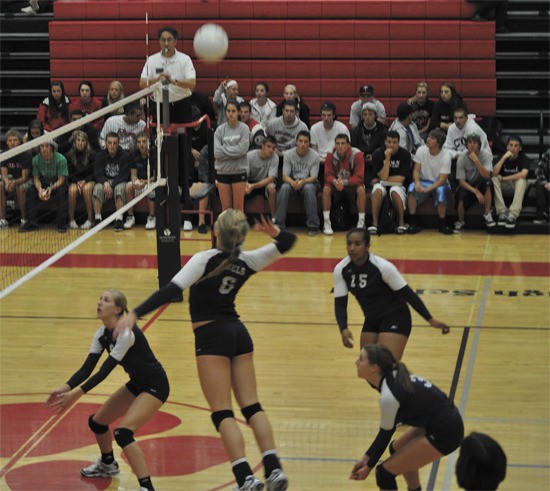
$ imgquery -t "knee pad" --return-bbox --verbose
[211,409,234,432]
[241,402,263,423]
[389,440,397,455]
[114,427,135,449]
[88,414,109,435]
[375,463,397,490]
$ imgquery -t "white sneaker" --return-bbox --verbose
[323,222,333,235]
[80,220,92,230]
[145,215,156,230]
[266,468,288,491]
[484,212,496,228]
[80,458,120,478]
[357,219,365,228]
[20,218,27,225]
[68,220,79,229]
[233,475,264,491]
[124,215,136,229]
[183,220,193,231]
[453,221,465,233]
[0,219,8,228]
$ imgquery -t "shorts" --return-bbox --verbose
[126,375,170,403]
[425,406,464,455]
[327,186,363,209]
[362,307,412,337]
[133,182,156,201]
[372,182,407,209]
[408,180,450,207]
[194,318,254,359]
[455,179,492,210]
[245,182,276,200]
[216,172,247,184]
[3,176,34,191]
[92,180,127,206]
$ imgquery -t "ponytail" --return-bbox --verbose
[364,344,413,393]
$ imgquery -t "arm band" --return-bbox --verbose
[365,428,394,468]
[335,296,349,332]
[134,282,182,318]
[66,353,101,389]
[274,229,297,254]
[80,356,119,394]
[396,285,432,321]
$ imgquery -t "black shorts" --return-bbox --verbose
[425,406,464,455]
[455,179,492,211]
[216,172,248,184]
[245,185,269,199]
[362,307,412,337]
[194,318,254,359]
[125,375,170,403]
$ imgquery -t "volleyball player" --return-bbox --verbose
[350,344,464,489]
[333,228,449,360]
[46,290,169,491]
[116,210,295,491]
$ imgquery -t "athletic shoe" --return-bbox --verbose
[533,211,548,224]
[395,225,407,234]
[19,221,38,232]
[183,220,193,231]
[505,215,517,229]
[265,469,288,491]
[323,222,333,235]
[57,225,68,233]
[453,221,465,233]
[197,223,207,234]
[497,213,508,226]
[114,219,124,232]
[407,224,421,234]
[123,215,136,229]
[68,220,79,229]
[367,225,378,234]
[483,212,496,228]
[0,219,8,228]
[307,227,319,236]
[80,458,120,478]
[439,225,453,235]
[81,220,92,230]
[357,219,365,228]
[145,215,156,230]
[233,475,264,491]
[93,218,102,227]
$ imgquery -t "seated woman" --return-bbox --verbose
[429,82,466,133]
[37,80,71,132]
[276,84,310,128]
[65,130,96,229]
[22,119,47,154]
[213,78,244,125]
[407,81,434,141]
[101,80,125,120]
[69,80,104,131]
[250,81,277,126]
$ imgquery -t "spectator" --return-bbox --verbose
[189,145,214,234]
[322,133,366,235]
[213,100,250,212]
[57,109,100,155]
[23,119,47,154]
[66,130,96,230]
[533,149,549,224]
[101,80,125,119]
[124,132,156,230]
[20,141,68,233]
[0,129,33,228]
[370,130,412,235]
[274,131,320,235]
[310,102,350,164]
[140,26,196,124]
[266,100,308,157]
[407,129,453,235]
[430,82,466,133]
[492,135,530,229]
[408,81,434,140]
[250,81,277,126]
[69,80,103,131]
[239,101,265,150]
[456,432,507,490]
[213,79,244,125]
[443,107,492,160]
[350,102,387,188]
[349,85,387,128]
[92,132,132,231]
[276,84,310,128]
[246,135,279,218]
[99,101,146,152]
[453,133,495,233]
[37,80,70,132]
[389,103,424,156]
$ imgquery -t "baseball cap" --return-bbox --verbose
[321,101,336,114]
[396,102,414,120]
[359,85,374,95]
[362,102,378,114]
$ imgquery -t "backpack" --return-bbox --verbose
[377,194,397,234]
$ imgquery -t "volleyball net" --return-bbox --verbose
[0,82,166,298]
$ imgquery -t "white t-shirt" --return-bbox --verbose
[413,145,452,181]
[310,121,350,159]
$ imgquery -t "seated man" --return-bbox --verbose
[349,84,387,128]
[99,101,146,152]
[239,101,265,150]
[389,102,424,156]
[124,131,157,230]
[20,141,68,233]
[310,102,350,165]
[246,135,279,218]
[407,129,453,235]
[491,135,530,229]
[443,107,491,160]
[92,132,132,231]
[322,133,365,235]
[454,133,495,232]
[0,129,33,228]
[534,149,549,224]
[369,130,412,234]
[274,131,320,235]
[266,100,308,156]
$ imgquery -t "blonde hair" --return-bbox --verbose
[284,84,298,97]
[106,289,129,316]
[107,81,125,114]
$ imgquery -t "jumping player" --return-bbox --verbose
[333,228,449,360]
[351,344,464,489]
[116,210,295,491]
[46,290,169,491]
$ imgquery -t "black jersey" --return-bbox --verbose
[333,253,408,321]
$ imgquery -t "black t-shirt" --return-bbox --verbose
[496,152,531,176]
[372,147,412,181]
[1,150,33,179]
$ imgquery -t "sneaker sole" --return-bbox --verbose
[266,479,288,491]
[80,470,120,478]
[505,224,516,229]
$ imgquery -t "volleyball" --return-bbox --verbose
[193,23,229,62]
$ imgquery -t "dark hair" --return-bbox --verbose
[79,80,95,98]
[456,432,507,490]
[70,109,86,119]
[105,132,119,141]
[506,135,523,146]
[282,99,297,110]
[321,101,337,116]
[346,227,371,245]
[466,133,481,146]
[453,106,468,118]
[429,128,446,148]
[225,100,240,113]
[27,119,44,139]
[386,130,400,142]
[47,80,69,120]
[158,26,178,40]
[255,81,269,93]
[397,102,414,121]
[335,133,350,144]
[363,344,413,393]
[296,130,311,142]
[124,100,142,115]
[263,134,277,146]
[440,82,467,112]
[239,101,252,111]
